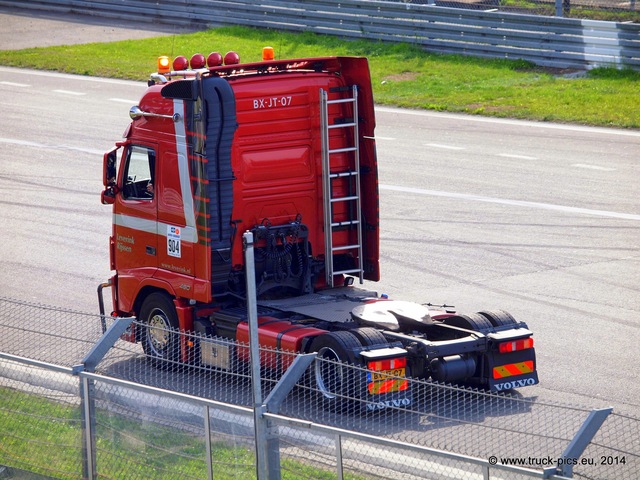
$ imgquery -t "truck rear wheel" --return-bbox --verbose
[309,331,364,409]
[443,313,494,333]
[139,292,180,369]
[477,310,518,328]
[350,327,388,349]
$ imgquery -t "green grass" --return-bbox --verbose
[0,386,362,479]
[499,0,640,22]
[0,388,83,478]
[0,25,638,128]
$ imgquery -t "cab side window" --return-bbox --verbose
[122,145,156,200]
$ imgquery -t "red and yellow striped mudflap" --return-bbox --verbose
[493,361,535,379]
[368,378,409,394]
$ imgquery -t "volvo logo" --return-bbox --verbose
[365,398,412,411]
[494,378,537,391]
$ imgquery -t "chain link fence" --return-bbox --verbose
[1,360,81,479]
[1,296,638,479]
[1,355,549,480]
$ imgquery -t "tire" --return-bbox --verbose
[350,327,388,349]
[309,331,365,408]
[477,310,518,328]
[443,313,494,334]
[139,292,181,369]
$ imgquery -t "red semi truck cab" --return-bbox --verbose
[100,50,538,406]
[103,54,379,313]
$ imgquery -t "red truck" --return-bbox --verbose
[99,49,538,409]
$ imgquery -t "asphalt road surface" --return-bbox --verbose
[0,65,638,422]
[0,7,199,50]
[1,8,639,422]
[372,107,640,416]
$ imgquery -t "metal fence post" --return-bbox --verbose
[204,405,213,480]
[262,354,318,479]
[81,317,134,371]
[555,0,572,16]
[482,464,490,480]
[79,374,96,480]
[555,0,563,17]
[336,434,344,480]
[244,231,281,480]
[554,407,613,478]
[77,316,134,478]
[263,353,316,414]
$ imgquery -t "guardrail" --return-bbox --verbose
[2,0,639,69]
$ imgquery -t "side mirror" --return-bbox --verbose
[101,188,116,205]
[103,147,119,187]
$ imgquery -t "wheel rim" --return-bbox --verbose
[147,308,171,355]
[314,346,343,400]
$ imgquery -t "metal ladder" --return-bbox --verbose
[320,86,364,287]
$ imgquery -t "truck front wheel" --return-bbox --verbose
[139,292,180,369]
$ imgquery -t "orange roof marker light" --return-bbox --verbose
[262,46,275,61]
[157,56,171,74]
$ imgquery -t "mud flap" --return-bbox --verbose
[360,348,413,412]
[485,348,539,392]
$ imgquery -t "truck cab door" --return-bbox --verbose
[112,144,158,309]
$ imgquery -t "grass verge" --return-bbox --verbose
[0,26,638,128]
[0,386,360,479]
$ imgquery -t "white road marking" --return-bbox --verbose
[375,105,640,138]
[0,66,141,86]
[1,66,638,139]
[380,184,640,221]
[3,132,633,220]
[426,143,465,150]
[498,153,537,160]
[0,137,103,155]
[0,138,41,148]
[572,163,616,171]
[53,89,86,96]
[0,81,29,87]
[373,136,396,141]
[110,98,138,104]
